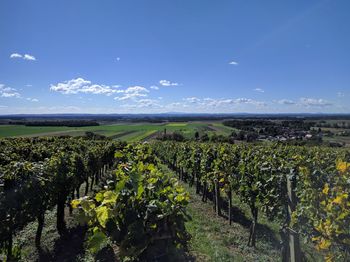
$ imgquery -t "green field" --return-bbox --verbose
[0,121,233,142]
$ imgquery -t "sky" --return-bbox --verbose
[0,0,349,114]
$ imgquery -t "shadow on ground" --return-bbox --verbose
[37,225,87,262]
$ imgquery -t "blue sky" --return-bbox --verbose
[0,0,349,114]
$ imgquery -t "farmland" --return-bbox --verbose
[0,121,233,141]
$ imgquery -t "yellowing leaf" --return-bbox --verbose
[322,184,329,195]
[325,254,334,262]
[317,238,331,250]
[96,206,109,228]
[102,191,117,205]
[95,192,104,202]
[175,194,186,202]
[312,236,319,242]
[71,199,81,209]
[175,193,189,202]
[332,194,348,205]
[336,161,350,173]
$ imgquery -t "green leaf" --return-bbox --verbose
[88,228,107,253]
[137,184,144,199]
[115,151,124,158]
[115,179,126,194]
[80,199,95,212]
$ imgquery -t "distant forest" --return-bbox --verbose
[222,119,315,130]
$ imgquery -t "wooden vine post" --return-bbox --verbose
[228,189,232,225]
[286,175,301,262]
[214,179,221,216]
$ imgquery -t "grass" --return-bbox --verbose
[133,129,158,142]
[0,125,77,137]
[161,164,324,262]
[166,123,188,127]
[118,130,146,141]
[0,123,165,139]
[159,165,281,262]
[3,179,92,262]
[184,185,281,262]
[211,122,237,135]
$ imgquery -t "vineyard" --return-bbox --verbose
[0,137,189,261]
[0,137,349,261]
[152,141,350,261]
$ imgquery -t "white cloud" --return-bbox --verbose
[337,92,345,97]
[183,97,201,103]
[299,97,332,107]
[234,98,266,106]
[26,84,33,87]
[276,99,296,105]
[166,102,188,109]
[120,86,149,94]
[275,98,332,108]
[10,53,22,58]
[150,85,159,90]
[229,61,238,65]
[254,88,264,93]
[26,98,39,102]
[10,53,36,61]
[118,99,163,111]
[166,97,266,112]
[159,80,179,86]
[116,57,121,61]
[114,86,149,100]
[181,97,266,108]
[23,54,36,61]
[235,98,251,103]
[50,78,118,96]
[1,93,20,98]
[0,84,21,98]
[136,99,162,108]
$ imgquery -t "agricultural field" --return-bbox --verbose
[0,121,234,141]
